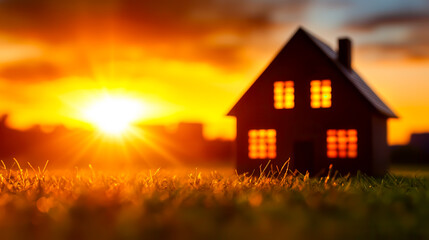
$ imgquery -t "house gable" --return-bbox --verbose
[227,27,397,119]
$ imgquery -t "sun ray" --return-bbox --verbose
[125,127,183,168]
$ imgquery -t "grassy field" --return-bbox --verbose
[390,164,429,177]
[0,161,429,240]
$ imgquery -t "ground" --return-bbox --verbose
[0,161,428,240]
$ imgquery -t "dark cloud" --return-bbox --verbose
[345,11,429,31]
[0,0,311,69]
[343,8,429,60]
[378,29,429,60]
[0,60,64,82]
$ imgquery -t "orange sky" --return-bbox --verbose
[0,0,428,145]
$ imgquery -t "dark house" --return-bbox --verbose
[227,27,397,176]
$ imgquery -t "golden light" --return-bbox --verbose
[83,95,144,135]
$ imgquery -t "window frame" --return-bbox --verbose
[248,129,277,160]
[274,81,295,109]
[326,129,358,159]
[310,79,332,109]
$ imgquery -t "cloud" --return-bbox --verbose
[345,11,429,31]
[342,6,429,60]
[0,0,312,69]
[0,60,64,82]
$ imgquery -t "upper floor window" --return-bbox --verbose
[248,129,277,159]
[274,81,294,109]
[327,129,357,158]
[311,80,331,108]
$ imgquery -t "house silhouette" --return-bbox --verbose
[228,27,397,176]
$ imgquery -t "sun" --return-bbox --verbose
[83,95,144,135]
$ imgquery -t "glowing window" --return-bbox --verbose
[248,129,277,159]
[274,81,294,109]
[327,129,358,158]
[311,80,331,108]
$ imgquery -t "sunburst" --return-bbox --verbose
[83,95,144,135]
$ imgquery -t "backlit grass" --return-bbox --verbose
[0,160,428,240]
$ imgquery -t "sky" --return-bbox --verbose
[0,0,428,144]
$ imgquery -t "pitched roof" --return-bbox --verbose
[228,27,398,118]
[301,28,398,118]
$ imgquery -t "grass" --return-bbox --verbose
[390,164,429,177]
[0,160,429,240]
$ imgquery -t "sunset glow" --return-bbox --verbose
[83,95,144,135]
[0,0,426,145]
[0,1,427,238]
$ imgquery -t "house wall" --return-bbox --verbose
[234,32,383,175]
[371,115,389,176]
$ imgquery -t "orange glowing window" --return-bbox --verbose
[311,80,331,108]
[274,81,294,109]
[327,129,358,158]
[248,129,277,159]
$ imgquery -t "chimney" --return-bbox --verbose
[338,38,352,69]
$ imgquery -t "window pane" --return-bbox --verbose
[311,80,331,108]
[326,129,358,158]
[274,81,294,109]
[248,129,277,159]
